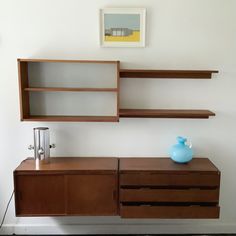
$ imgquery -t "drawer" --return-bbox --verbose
[120,173,220,187]
[120,204,220,218]
[120,188,219,203]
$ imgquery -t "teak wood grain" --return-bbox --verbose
[24,87,118,92]
[119,69,218,79]
[119,157,220,219]
[18,61,30,120]
[18,58,119,64]
[120,188,219,203]
[18,58,218,122]
[116,61,120,120]
[14,157,118,174]
[120,205,220,219]
[14,174,65,216]
[14,157,119,216]
[119,109,215,119]
[22,116,118,122]
[18,59,120,122]
[119,158,219,173]
[14,157,220,218]
[120,173,220,187]
[67,174,117,215]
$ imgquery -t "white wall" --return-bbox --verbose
[1,0,236,234]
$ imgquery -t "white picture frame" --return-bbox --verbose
[100,8,146,47]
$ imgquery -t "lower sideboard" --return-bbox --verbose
[14,157,220,218]
[14,157,118,216]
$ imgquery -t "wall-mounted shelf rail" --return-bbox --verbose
[120,69,218,79]
[119,109,215,119]
[22,115,118,122]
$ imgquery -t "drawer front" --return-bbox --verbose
[120,205,220,218]
[120,173,220,187]
[120,188,219,203]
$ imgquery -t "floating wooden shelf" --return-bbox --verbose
[18,59,120,122]
[119,109,215,119]
[22,116,118,122]
[24,87,118,92]
[120,69,218,79]
[18,58,119,64]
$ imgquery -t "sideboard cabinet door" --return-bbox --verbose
[14,175,65,216]
[66,174,117,215]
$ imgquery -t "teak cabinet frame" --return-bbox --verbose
[18,58,218,121]
[18,59,120,122]
[119,158,220,219]
[14,157,118,216]
[14,157,220,219]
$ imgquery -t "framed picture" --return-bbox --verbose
[100,8,146,47]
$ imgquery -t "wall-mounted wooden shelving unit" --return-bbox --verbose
[18,59,120,122]
[18,59,218,122]
[119,68,218,119]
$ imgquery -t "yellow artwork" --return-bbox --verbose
[100,8,146,47]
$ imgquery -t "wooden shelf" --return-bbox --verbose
[18,59,120,122]
[120,69,218,79]
[119,109,215,119]
[22,116,118,122]
[18,58,119,64]
[24,87,118,92]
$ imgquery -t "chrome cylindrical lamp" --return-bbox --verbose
[33,127,50,164]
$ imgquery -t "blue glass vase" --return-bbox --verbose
[169,136,193,163]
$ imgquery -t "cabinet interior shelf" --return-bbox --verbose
[24,87,118,92]
[22,115,118,122]
[119,109,215,119]
[18,58,119,64]
[120,69,218,79]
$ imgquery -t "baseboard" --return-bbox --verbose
[1,223,236,235]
